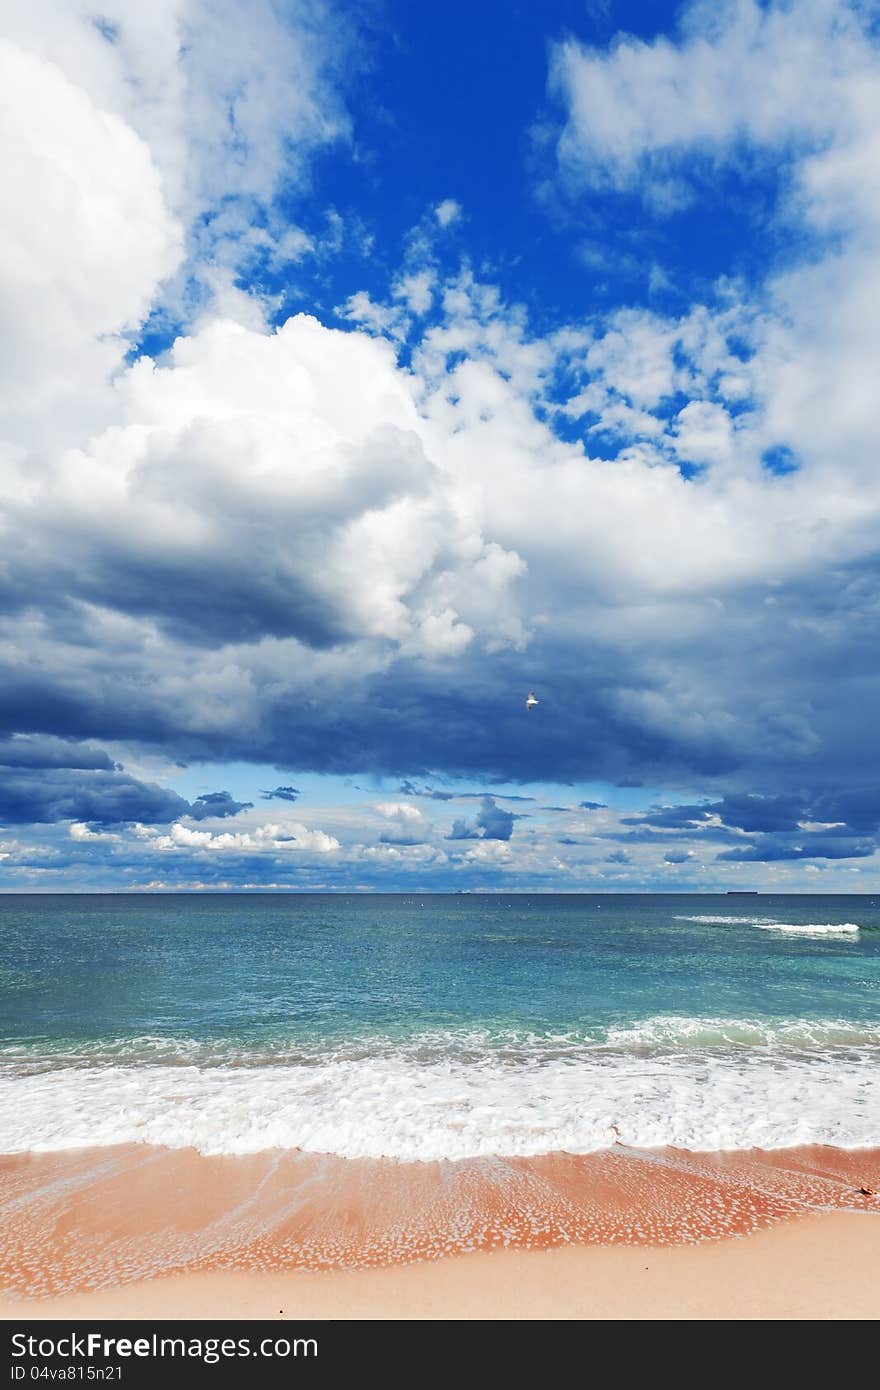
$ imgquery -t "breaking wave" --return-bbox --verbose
[1,1017,878,1160]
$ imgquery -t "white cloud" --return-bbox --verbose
[355,842,447,866]
[583,310,681,408]
[0,0,353,355]
[18,311,525,661]
[434,198,461,227]
[0,37,183,448]
[0,0,353,454]
[0,1,349,255]
[462,840,511,864]
[672,401,735,468]
[69,823,120,842]
[375,803,424,822]
[272,226,315,265]
[393,270,435,316]
[546,2,880,505]
[336,290,408,338]
[144,820,339,853]
[549,0,868,204]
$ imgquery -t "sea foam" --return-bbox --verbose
[675,914,861,934]
[1,1019,878,1161]
[756,922,860,935]
[674,914,766,924]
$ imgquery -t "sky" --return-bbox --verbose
[2,0,880,892]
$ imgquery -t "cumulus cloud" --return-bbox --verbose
[447,819,478,841]
[0,34,183,449]
[0,1,351,289]
[0,0,358,497]
[375,802,423,820]
[462,839,511,864]
[141,820,339,853]
[8,313,518,662]
[448,796,516,842]
[374,800,426,845]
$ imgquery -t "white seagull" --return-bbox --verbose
[525,690,539,712]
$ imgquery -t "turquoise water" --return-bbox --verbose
[1,893,878,1158]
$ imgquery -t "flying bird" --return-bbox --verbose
[525,691,539,712]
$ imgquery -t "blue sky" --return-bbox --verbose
[3,0,880,891]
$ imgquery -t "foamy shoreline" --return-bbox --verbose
[4,1014,879,1158]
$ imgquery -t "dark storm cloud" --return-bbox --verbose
[187,791,253,819]
[0,736,117,771]
[237,645,657,786]
[447,796,516,842]
[0,764,189,826]
[260,785,301,803]
[625,794,805,833]
[4,544,880,869]
[622,788,880,862]
[15,542,352,652]
[808,789,880,834]
[0,742,252,828]
[0,598,809,791]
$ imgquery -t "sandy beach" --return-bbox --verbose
[2,1213,878,1321]
[1,1142,878,1319]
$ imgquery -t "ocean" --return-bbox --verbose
[2,893,878,1161]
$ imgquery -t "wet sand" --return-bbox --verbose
[1,1143,878,1317]
[3,1212,878,1320]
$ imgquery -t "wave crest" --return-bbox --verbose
[675,914,862,935]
